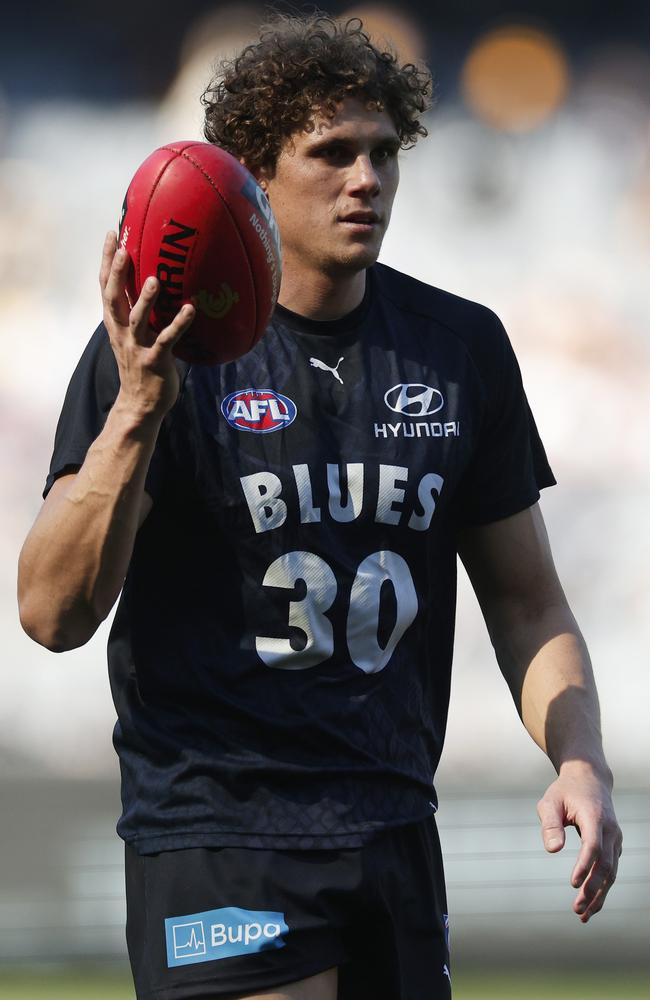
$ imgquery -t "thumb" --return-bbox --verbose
[537,793,567,853]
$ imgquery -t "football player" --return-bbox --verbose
[19,14,622,1000]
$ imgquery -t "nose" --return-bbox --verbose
[348,154,381,197]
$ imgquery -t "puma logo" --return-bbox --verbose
[309,356,345,385]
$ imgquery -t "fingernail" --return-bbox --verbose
[146,277,156,290]
[547,837,563,850]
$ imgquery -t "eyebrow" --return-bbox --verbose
[306,132,401,152]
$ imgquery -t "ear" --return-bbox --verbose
[241,157,274,195]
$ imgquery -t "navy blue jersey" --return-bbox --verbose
[45,263,555,853]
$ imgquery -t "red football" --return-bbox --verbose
[117,141,282,364]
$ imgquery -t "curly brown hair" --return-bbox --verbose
[201,13,433,170]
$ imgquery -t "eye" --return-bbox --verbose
[320,144,350,163]
[372,145,398,165]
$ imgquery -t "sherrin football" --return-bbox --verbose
[117,141,282,365]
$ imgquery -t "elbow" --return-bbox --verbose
[22,627,71,653]
[18,594,100,652]
[17,543,104,651]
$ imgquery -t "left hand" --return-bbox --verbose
[536,762,623,922]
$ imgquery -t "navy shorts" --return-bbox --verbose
[125,816,451,999]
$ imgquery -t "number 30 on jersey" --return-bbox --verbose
[256,550,418,673]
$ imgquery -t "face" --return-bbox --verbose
[258,98,400,278]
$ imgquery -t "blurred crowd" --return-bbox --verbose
[1,3,648,785]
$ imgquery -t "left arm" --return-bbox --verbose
[458,502,623,922]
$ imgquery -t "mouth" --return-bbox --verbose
[338,211,381,233]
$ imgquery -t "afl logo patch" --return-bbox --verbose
[221,388,297,433]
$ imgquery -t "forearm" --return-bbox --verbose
[461,506,621,920]
[18,395,161,650]
[492,599,611,783]
[19,232,195,651]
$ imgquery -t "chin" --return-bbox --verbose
[336,244,382,273]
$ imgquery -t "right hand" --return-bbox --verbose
[100,231,196,421]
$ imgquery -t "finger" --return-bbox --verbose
[574,829,622,921]
[571,819,602,888]
[574,857,609,907]
[128,276,161,341]
[575,877,609,922]
[537,796,566,853]
[575,852,620,924]
[103,247,132,326]
[99,231,117,292]
[574,860,615,921]
[155,303,195,351]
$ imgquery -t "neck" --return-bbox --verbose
[278,263,367,321]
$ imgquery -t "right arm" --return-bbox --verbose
[17,232,195,651]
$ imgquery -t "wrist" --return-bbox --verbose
[557,757,614,790]
[111,391,169,435]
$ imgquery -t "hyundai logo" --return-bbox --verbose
[384,384,444,417]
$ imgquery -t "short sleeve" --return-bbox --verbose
[43,323,167,500]
[457,314,556,525]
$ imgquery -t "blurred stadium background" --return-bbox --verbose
[1,1,649,996]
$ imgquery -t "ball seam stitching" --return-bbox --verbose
[178,145,258,347]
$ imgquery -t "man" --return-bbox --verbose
[18,14,621,1000]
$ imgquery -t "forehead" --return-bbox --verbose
[292,97,399,149]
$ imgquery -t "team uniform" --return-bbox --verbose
[46,263,555,998]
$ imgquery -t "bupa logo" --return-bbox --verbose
[170,920,206,961]
[165,906,288,967]
[384,384,444,417]
[221,388,297,433]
